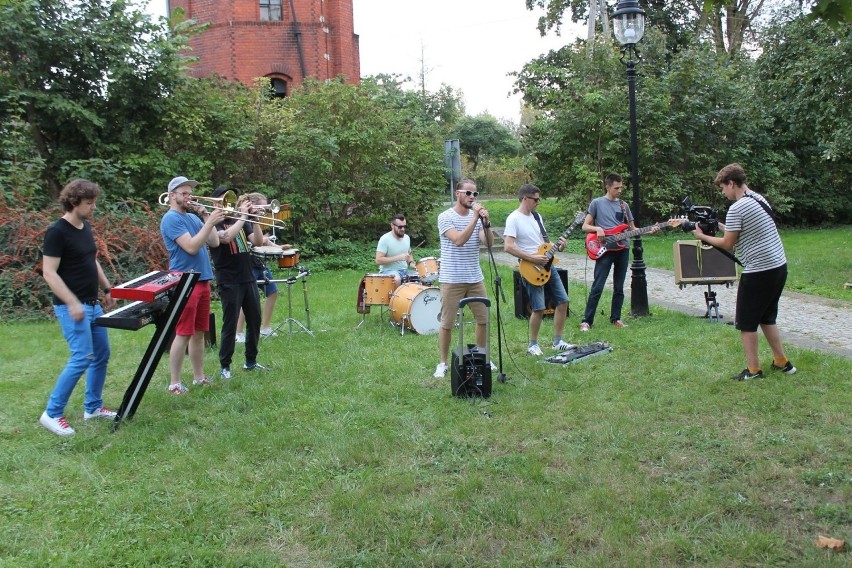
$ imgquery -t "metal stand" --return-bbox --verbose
[261,266,314,336]
[678,281,732,323]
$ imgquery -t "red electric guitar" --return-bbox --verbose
[585,219,682,260]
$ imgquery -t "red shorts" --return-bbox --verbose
[174,281,211,336]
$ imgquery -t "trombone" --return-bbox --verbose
[157,190,287,229]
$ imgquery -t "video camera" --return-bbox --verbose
[680,197,720,236]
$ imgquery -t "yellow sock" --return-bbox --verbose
[773,357,788,367]
[748,366,762,374]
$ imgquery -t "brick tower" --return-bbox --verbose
[167,0,360,94]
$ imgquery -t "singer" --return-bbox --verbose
[433,179,494,379]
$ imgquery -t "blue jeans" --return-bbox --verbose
[45,303,111,418]
[583,249,629,325]
[521,272,569,312]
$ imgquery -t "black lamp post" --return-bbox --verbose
[612,0,649,317]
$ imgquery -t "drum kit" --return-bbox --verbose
[357,257,442,335]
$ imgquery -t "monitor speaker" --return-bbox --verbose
[513,268,569,318]
[674,240,737,285]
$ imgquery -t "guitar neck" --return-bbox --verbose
[545,220,583,260]
[605,222,665,244]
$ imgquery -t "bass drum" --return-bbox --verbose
[389,283,442,335]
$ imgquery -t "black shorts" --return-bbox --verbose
[735,264,787,332]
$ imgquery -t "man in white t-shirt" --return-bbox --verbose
[375,214,414,288]
[504,184,572,355]
[433,179,494,378]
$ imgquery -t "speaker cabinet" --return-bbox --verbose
[674,240,738,285]
[513,268,569,319]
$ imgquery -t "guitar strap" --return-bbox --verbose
[532,211,550,243]
[745,192,780,225]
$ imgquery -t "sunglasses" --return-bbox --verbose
[393,224,407,229]
[526,196,541,203]
[458,190,479,197]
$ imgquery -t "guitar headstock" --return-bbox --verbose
[573,210,587,225]
[666,217,684,228]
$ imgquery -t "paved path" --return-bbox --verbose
[484,250,852,360]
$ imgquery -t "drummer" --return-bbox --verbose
[236,192,293,341]
[376,214,414,288]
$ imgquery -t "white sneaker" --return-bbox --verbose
[39,412,75,436]
[434,362,448,378]
[260,328,278,338]
[83,407,117,420]
[552,340,576,352]
[527,344,543,356]
[220,368,232,380]
[235,333,246,344]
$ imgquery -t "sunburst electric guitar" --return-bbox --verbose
[518,211,587,286]
[584,218,682,260]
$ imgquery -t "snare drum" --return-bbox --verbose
[416,257,440,285]
[389,283,442,334]
[277,248,301,269]
[251,245,285,261]
[363,274,396,305]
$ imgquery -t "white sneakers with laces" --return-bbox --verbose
[84,407,117,420]
[433,362,448,378]
[527,344,544,356]
[39,412,75,436]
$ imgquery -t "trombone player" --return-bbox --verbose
[208,187,269,379]
[160,176,224,394]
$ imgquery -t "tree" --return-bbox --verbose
[753,10,852,222]
[0,0,188,199]
[452,114,521,172]
[264,78,447,248]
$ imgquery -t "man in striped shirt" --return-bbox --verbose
[433,179,494,378]
[693,163,796,381]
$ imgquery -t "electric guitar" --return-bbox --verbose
[585,219,682,260]
[518,211,586,285]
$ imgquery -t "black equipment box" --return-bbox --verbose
[451,296,492,398]
[513,268,569,319]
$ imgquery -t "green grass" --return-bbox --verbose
[1,264,850,566]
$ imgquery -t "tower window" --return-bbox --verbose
[260,0,282,21]
[270,78,288,98]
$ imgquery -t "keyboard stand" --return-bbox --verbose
[112,272,199,431]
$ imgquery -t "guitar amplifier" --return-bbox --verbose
[674,240,738,285]
[513,268,569,319]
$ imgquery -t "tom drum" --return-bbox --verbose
[363,274,396,306]
[416,257,440,285]
[277,249,301,269]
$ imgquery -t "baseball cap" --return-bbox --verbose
[168,176,199,193]
[210,186,232,199]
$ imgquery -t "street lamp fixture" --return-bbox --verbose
[611,0,649,317]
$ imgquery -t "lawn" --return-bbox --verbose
[1,261,850,566]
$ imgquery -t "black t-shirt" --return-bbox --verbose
[209,220,255,284]
[42,218,99,304]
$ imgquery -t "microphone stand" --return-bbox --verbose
[481,216,507,384]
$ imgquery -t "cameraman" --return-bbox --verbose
[693,163,796,381]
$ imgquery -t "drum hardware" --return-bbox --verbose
[259,266,314,337]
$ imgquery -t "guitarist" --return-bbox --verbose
[504,184,573,355]
[580,173,658,331]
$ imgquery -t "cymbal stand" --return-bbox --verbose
[265,266,314,337]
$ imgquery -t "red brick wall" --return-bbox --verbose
[168,0,360,87]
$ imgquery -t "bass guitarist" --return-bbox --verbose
[504,184,574,355]
[580,173,659,331]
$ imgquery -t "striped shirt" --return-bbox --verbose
[724,192,786,273]
[437,207,484,284]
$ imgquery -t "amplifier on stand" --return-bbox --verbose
[673,240,738,285]
[513,268,569,319]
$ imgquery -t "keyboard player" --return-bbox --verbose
[39,178,117,437]
[160,176,224,395]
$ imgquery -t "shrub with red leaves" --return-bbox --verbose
[0,196,169,320]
